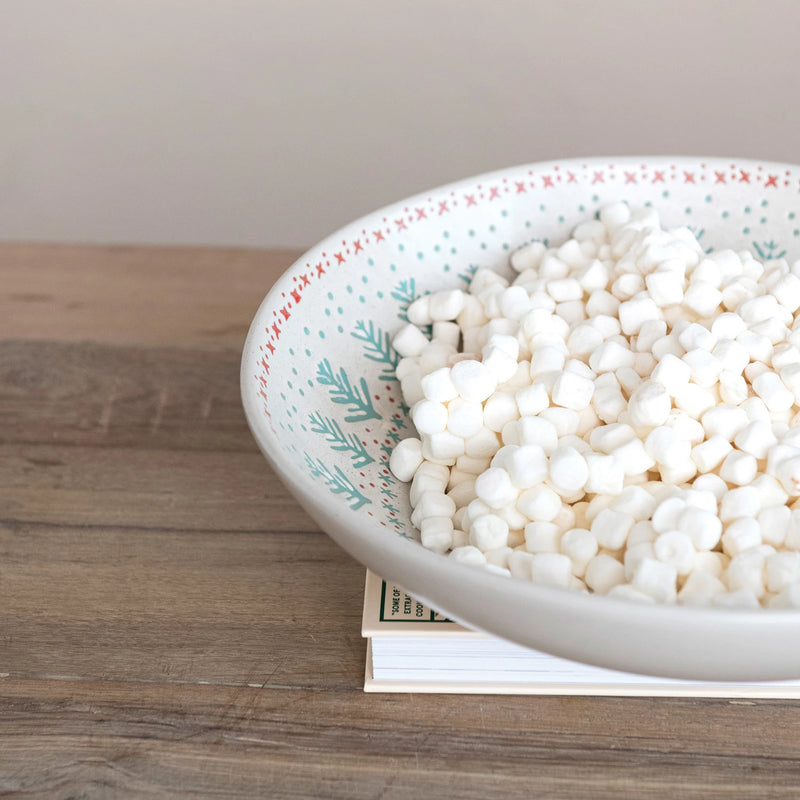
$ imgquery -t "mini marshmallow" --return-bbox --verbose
[567,323,603,356]
[626,381,672,429]
[691,436,732,473]
[538,407,580,438]
[682,349,724,388]
[418,340,457,373]
[589,423,636,454]
[711,312,747,340]
[449,545,488,566]
[677,506,722,551]
[515,382,549,417]
[691,472,729,502]
[423,431,466,462]
[420,367,459,403]
[677,322,716,352]
[651,354,691,394]
[530,344,567,376]
[719,450,758,486]
[450,359,497,402]
[548,446,589,494]
[631,557,677,603]
[722,519,762,560]
[450,528,469,549]
[551,504,578,532]
[775,454,800,496]
[509,418,556,455]
[618,295,661,335]
[653,530,696,575]
[652,496,688,533]
[727,547,772,599]
[505,444,549,489]
[393,323,431,357]
[446,398,486,439]
[700,405,749,442]
[612,272,645,301]
[585,554,626,594]
[651,333,685,360]
[419,516,454,552]
[516,483,562,522]
[465,427,502,458]
[644,426,691,469]
[410,463,450,505]
[497,286,533,321]
[610,437,656,477]
[530,552,573,588]
[584,452,626,495]
[627,520,657,547]
[483,392,519,433]
[610,485,658,521]
[756,504,790,549]
[427,289,466,321]
[390,437,425,482]
[678,570,727,606]
[474,467,519,509]
[766,551,800,593]
[446,477,477,508]
[586,290,620,317]
[510,240,547,272]
[411,399,448,435]
[560,528,599,577]
[591,508,635,550]
[468,513,510,551]
[753,372,795,413]
[524,521,562,553]
[495,503,529,533]
[718,371,749,405]
[719,486,762,522]
[712,338,750,375]
[636,319,669,352]
[588,340,636,373]
[551,371,595,411]
[507,549,534,579]
[645,269,685,306]
[432,321,461,348]
[737,329,773,363]
[615,365,643,395]
[683,280,722,317]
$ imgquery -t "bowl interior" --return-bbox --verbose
[242,157,800,680]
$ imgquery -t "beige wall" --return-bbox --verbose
[2,0,799,248]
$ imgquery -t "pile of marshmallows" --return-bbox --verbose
[388,203,800,609]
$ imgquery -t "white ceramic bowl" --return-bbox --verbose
[242,157,800,681]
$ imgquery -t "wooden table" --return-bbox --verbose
[3,243,800,798]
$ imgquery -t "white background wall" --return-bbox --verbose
[2,0,799,248]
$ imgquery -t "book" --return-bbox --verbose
[361,570,800,696]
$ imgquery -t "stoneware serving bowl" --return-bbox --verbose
[242,156,800,681]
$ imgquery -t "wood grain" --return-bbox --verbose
[2,242,302,348]
[3,243,800,798]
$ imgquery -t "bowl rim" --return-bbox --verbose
[241,156,800,677]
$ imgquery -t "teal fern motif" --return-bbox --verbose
[304,453,371,510]
[753,240,787,260]
[379,441,394,460]
[457,263,479,286]
[308,411,374,468]
[351,320,399,381]
[391,278,418,322]
[316,359,381,422]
